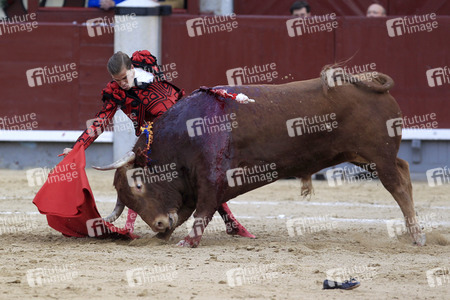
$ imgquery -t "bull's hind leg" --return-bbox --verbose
[300,175,314,198]
[375,157,425,245]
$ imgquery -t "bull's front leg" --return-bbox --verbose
[176,208,216,248]
[218,203,255,238]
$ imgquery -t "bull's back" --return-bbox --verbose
[221,77,399,158]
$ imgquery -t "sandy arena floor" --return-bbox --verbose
[0,169,448,299]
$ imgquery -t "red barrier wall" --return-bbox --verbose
[161,15,334,89]
[162,15,449,127]
[0,22,114,130]
[335,17,450,126]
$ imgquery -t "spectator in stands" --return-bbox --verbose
[366,3,386,17]
[88,0,125,10]
[290,1,311,18]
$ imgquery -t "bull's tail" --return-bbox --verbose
[321,64,394,93]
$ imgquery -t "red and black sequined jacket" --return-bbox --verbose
[73,50,184,150]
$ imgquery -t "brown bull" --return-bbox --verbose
[95,67,425,247]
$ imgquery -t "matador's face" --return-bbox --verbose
[111,65,135,90]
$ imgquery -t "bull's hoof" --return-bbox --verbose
[412,232,426,246]
[176,239,198,248]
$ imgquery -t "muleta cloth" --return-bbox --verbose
[32,143,138,239]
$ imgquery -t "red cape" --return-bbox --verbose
[32,144,138,239]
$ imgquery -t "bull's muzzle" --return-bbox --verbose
[153,213,178,232]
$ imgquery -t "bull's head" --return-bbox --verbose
[93,147,183,234]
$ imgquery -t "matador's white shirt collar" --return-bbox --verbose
[133,68,154,87]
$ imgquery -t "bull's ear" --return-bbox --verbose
[134,148,148,168]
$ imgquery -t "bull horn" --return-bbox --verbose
[103,198,125,223]
[92,151,135,170]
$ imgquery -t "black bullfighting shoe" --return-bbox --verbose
[323,277,361,290]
